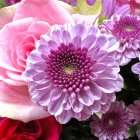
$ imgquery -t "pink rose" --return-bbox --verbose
[0,0,73,122]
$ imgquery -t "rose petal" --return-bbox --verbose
[0,18,39,72]
[0,81,50,122]
[28,21,51,35]
[13,0,74,25]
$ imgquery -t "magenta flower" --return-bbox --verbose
[132,62,140,80]
[22,23,123,124]
[90,101,132,140]
[6,0,21,5]
[100,15,140,66]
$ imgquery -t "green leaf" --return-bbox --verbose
[129,124,139,137]
[98,16,107,24]
[0,0,8,8]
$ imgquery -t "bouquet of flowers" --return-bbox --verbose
[0,0,139,139]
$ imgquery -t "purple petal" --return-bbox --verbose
[86,0,96,6]
[115,4,131,15]
[101,0,116,18]
[70,0,77,6]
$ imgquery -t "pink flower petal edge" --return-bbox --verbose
[0,81,50,122]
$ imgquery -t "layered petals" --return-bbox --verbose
[0,81,50,122]
[13,0,74,25]
[0,0,73,122]
[23,23,123,124]
[100,15,140,66]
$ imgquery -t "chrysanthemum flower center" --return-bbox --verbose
[103,112,121,133]
[46,43,92,93]
[108,119,115,126]
[113,16,140,41]
[64,65,73,74]
[125,25,134,32]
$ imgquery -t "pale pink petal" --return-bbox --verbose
[13,0,74,25]
[28,21,51,35]
[0,81,50,122]
[0,17,38,72]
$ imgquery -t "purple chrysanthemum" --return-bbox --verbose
[128,100,140,123]
[100,15,140,66]
[22,23,123,124]
[90,101,132,140]
[128,100,140,139]
[131,62,140,80]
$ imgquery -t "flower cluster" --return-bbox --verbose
[0,0,139,139]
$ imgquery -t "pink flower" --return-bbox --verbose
[0,0,73,122]
[23,23,123,124]
[90,101,132,140]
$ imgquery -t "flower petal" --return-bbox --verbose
[13,0,74,25]
[0,81,50,122]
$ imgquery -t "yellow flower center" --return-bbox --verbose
[65,66,73,74]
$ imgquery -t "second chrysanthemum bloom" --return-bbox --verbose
[100,15,140,66]
[90,101,132,140]
[22,23,123,124]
